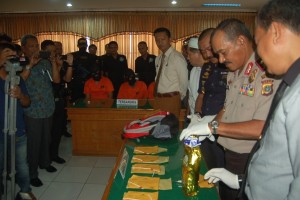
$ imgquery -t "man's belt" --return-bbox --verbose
[157,91,180,97]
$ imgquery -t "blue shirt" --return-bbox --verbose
[246,58,300,200]
[24,59,54,118]
[0,77,28,137]
[198,62,228,115]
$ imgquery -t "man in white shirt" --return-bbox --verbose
[153,27,188,100]
[186,37,205,114]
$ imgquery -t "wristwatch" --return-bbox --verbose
[211,120,219,135]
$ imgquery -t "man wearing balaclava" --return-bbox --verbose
[117,69,148,99]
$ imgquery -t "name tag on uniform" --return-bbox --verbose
[117,99,138,108]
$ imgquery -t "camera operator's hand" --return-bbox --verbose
[55,55,63,67]
[28,53,41,69]
[9,85,22,99]
[9,86,31,107]
[0,48,16,66]
[66,53,74,66]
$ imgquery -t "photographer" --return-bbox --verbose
[21,36,60,187]
[0,43,36,199]
[50,49,73,164]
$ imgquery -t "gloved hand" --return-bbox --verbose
[204,168,240,189]
[187,113,202,127]
[180,123,214,141]
[201,115,216,123]
[187,114,216,129]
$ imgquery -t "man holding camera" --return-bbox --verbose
[20,35,60,187]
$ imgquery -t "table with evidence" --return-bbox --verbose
[67,99,185,156]
[102,136,220,200]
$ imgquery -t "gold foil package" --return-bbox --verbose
[182,136,202,196]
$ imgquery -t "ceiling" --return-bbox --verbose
[1,0,268,13]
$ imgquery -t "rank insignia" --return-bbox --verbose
[248,69,257,83]
[261,80,274,96]
[240,84,255,97]
[261,73,266,79]
[244,62,254,76]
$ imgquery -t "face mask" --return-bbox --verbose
[79,47,86,53]
[93,73,100,81]
[128,77,136,86]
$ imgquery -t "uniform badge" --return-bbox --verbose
[261,80,274,96]
[240,84,255,97]
[248,69,257,83]
[244,62,254,76]
[261,73,266,79]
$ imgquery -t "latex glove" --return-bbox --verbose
[201,115,216,123]
[187,114,202,127]
[204,168,240,189]
[180,123,213,141]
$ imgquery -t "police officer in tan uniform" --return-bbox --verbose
[180,18,281,200]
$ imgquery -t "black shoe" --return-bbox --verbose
[30,178,43,187]
[15,191,37,200]
[45,165,57,173]
[64,132,72,137]
[52,156,66,164]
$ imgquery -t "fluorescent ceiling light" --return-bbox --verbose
[202,3,241,7]
[172,1,177,5]
[66,3,73,7]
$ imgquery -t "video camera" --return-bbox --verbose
[8,57,29,67]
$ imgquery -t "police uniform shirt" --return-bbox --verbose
[154,47,188,100]
[135,54,156,86]
[218,53,281,153]
[201,62,228,116]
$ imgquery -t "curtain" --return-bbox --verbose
[0,11,256,41]
[3,11,256,69]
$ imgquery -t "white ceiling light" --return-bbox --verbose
[202,3,241,7]
[66,3,73,7]
[171,1,177,5]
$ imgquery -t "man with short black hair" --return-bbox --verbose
[102,41,128,98]
[135,41,156,86]
[153,27,188,100]
[70,37,97,102]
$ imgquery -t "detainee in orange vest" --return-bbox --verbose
[117,69,148,99]
[147,81,155,99]
[84,68,114,101]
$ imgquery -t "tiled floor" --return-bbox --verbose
[30,136,116,200]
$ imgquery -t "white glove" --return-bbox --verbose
[188,114,216,125]
[187,114,202,126]
[204,168,240,189]
[180,123,213,141]
[201,115,216,123]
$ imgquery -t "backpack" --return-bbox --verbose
[123,111,179,139]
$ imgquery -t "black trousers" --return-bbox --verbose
[219,149,249,200]
[25,115,53,179]
[50,99,65,160]
[200,137,225,169]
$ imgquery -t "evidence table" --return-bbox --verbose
[102,137,220,200]
[67,99,185,156]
